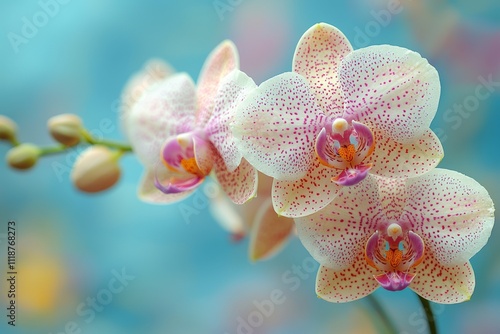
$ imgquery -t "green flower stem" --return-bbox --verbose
[38,145,68,156]
[366,294,398,334]
[81,129,132,152]
[417,294,437,334]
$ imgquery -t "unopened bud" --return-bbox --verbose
[6,143,40,170]
[71,146,121,193]
[48,114,83,146]
[0,115,17,141]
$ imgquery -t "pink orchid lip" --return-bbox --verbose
[331,164,372,186]
[365,226,425,292]
[374,271,416,292]
[161,130,213,177]
[155,130,213,195]
[154,173,204,194]
[315,118,375,186]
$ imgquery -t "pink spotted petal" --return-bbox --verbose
[196,40,239,127]
[293,23,353,117]
[231,72,325,180]
[332,164,372,186]
[295,175,381,269]
[374,176,407,221]
[316,259,379,303]
[120,59,174,138]
[127,73,197,167]
[403,169,495,266]
[205,70,257,172]
[214,156,257,205]
[272,159,341,218]
[138,169,194,204]
[249,198,295,261]
[410,253,475,304]
[340,45,440,143]
[367,129,444,179]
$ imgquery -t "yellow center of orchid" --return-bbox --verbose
[180,157,204,177]
[385,248,403,268]
[337,144,356,162]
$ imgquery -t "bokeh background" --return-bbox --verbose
[1,0,499,333]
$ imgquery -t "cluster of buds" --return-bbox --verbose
[0,114,126,193]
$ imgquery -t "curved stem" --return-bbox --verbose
[366,294,398,334]
[417,294,437,334]
[38,145,68,156]
[81,129,132,152]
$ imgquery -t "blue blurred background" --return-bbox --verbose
[1,0,499,333]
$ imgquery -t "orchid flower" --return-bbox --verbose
[231,23,443,217]
[295,169,494,303]
[208,173,295,261]
[124,41,258,204]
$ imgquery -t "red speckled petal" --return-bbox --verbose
[231,72,325,181]
[127,73,197,167]
[196,40,239,127]
[138,169,194,204]
[272,159,341,218]
[367,129,444,179]
[410,254,475,304]
[214,156,257,205]
[248,198,294,261]
[403,169,495,266]
[295,175,381,269]
[206,70,257,172]
[292,23,353,117]
[121,59,174,138]
[340,45,440,143]
[374,176,407,221]
[316,258,379,303]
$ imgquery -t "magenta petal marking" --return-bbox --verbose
[162,136,186,170]
[315,127,332,167]
[352,121,375,165]
[365,231,380,268]
[407,231,425,267]
[351,121,374,146]
[332,164,372,186]
[374,271,416,291]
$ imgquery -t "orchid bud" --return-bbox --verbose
[0,115,17,141]
[6,143,40,170]
[71,146,121,193]
[47,114,83,146]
